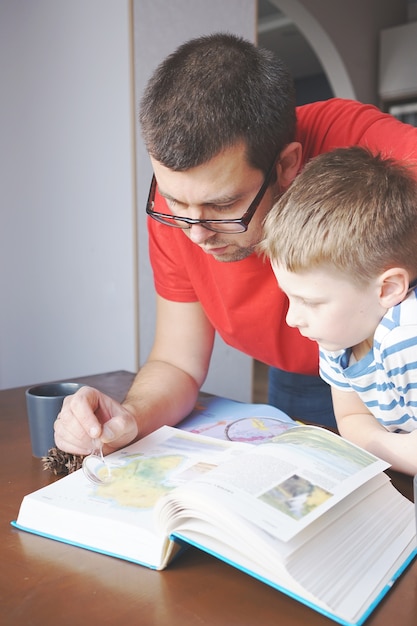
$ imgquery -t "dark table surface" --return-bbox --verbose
[1,370,416,626]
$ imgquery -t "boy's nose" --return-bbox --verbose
[286,303,303,329]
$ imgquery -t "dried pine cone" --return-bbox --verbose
[42,447,85,476]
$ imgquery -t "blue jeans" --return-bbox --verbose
[268,367,336,429]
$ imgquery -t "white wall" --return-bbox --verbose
[133,0,256,402]
[0,0,257,401]
[0,1,137,388]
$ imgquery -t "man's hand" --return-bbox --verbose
[54,386,138,455]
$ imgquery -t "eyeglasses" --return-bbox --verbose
[145,154,279,234]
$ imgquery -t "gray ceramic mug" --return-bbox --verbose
[25,382,84,457]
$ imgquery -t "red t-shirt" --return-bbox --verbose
[148,98,417,376]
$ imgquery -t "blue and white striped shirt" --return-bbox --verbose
[319,289,417,432]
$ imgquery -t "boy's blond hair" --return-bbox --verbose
[260,147,417,285]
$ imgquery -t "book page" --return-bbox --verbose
[160,426,389,542]
[168,481,416,625]
[15,426,251,567]
[177,395,297,442]
[155,426,416,623]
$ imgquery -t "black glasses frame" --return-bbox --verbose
[145,153,279,234]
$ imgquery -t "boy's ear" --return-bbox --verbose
[379,268,410,307]
[277,142,302,190]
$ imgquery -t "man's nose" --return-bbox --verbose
[187,223,215,244]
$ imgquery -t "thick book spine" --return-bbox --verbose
[170,532,417,626]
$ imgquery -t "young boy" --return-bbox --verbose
[260,146,417,475]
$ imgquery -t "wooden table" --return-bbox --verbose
[1,371,417,626]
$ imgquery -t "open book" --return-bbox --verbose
[13,397,417,626]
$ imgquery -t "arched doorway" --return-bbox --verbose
[257,0,356,104]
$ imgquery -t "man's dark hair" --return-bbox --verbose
[139,32,296,174]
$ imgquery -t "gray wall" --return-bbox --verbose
[0,0,257,401]
[1,0,137,389]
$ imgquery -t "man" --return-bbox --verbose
[54,33,417,455]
